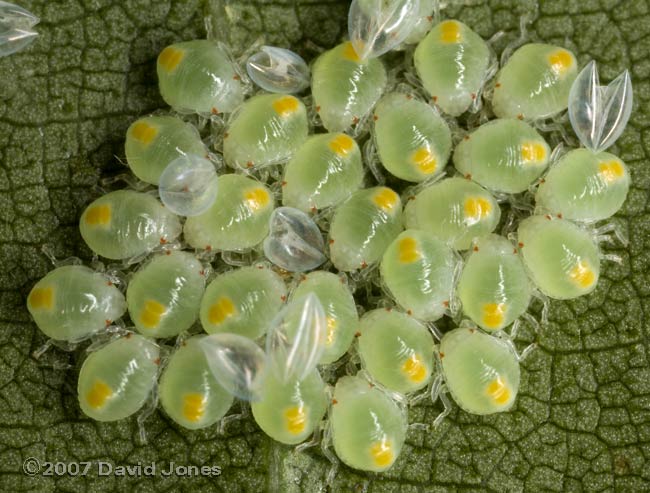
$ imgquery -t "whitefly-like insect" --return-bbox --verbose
[158,335,234,430]
[414,19,490,116]
[157,40,244,115]
[200,265,287,339]
[373,92,452,182]
[126,251,205,338]
[330,375,407,472]
[291,271,359,365]
[536,61,633,222]
[456,234,533,332]
[124,116,208,186]
[437,326,520,415]
[282,133,364,213]
[223,94,308,170]
[0,1,39,57]
[517,215,600,300]
[183,174,274,252]
[329,186,403,271]
[79,190,181,260]
[77,333,159,421]
[453,118,551,193]
[158,154,219,217]
[380,229,456,321]
[492,43,578,120]
[311,41,387,132]
[347,0,421,60]
[27,265,126,342]
[358,309,435,394]
[402,0,435,45]
[246,46,310,94]
[263,207,327,273]
[404,177,500,250]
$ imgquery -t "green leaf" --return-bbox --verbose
[1,0,649,491]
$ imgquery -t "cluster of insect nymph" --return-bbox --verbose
[20,0,634,478]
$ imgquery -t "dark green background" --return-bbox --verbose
[1,0,649,491]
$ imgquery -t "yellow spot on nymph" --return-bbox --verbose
[272,95,300,117]
[439,20,462,43]
[482,302,507,329]
[284,405,308,435]
[373,188,399,212]
[342,41,361,62]
[370,439,394,468]
[326,316,337,346]
[244,187,270,212]
[401,353,427,383]
[329,134,355,156]
[398,236,420,264]
[85,204,112,226]
[464,196,492,221]
[158,46,185,72]
[411,147,437,174]
[131,121,158,146]
[183,393,207,422]
[548,49,574,76]
[28,287,54,310]
[139,300,166,328]
[569,260,596,289]
[208,296,237,325]
[520,141,547,163]
[86,380,113,409]
[486,376,511,406]
[599,161,625,183]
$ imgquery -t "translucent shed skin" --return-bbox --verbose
[440,327,520,414]
[124,116,207,186]
[27,265,126,342]
[492,44,578,120]
[291,271,359,365]
[251,368,327,445]
[453,118,551,193]
[78,334,159,421]
[414,20,490,116]
[380,229,456,321]
[373,92,452,182]
[517,215,600,300]
[282,133,364,213]
[331,375,407,472]
[403,177,500,250]
[535,148,630,222]
[183,174,274,251]
[126,251,205,338]
[157,40,243,115]
[311,42,387,132]
[200,265,287,339]
[223,94,308,170]
[79,190,181,260]
[358,309,435,393]
[457,234,532,332]
[329,187,403,271]
[158,336,234,430]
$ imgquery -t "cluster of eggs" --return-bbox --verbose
[25,0,633,475]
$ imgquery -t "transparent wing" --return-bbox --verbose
[265,292,326,383]
[263,207,327,272]
[200,333,267,401]
[246,46,310,94]
[0,2,39,57]
[568,60,633,153]
[348,0,420,60]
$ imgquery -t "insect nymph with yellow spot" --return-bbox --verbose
[457,234,533,332]
[439,327,520,415]
[453,118,551,193]
[158,336,234,430]
[373,92,452,182]
[223,93,308,170]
